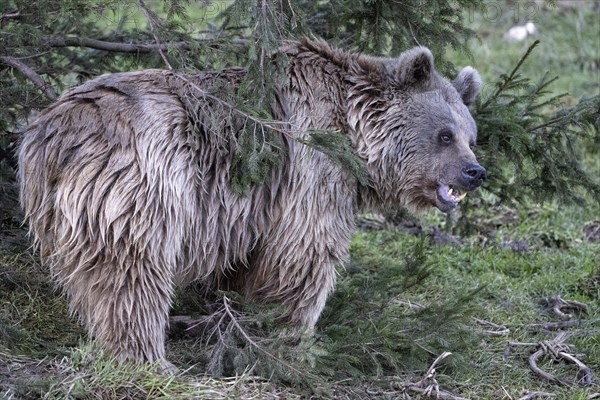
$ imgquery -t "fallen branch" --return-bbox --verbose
[392,352,467,400]
[527,319,597,332]
[473,317,510,336]
[528,331,593,387]
[516,391,556,400]
[552,295,587,320]
[0,55,57,100]
[220,296,318,381]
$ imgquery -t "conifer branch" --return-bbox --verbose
[221,296,319,381]
[527,116,570,133]
[137,0,172,69]
[479,40,540,112]
[0,56,57,100]
[40,35,249,53]
[176,73,293,140]
[41,35,191,53]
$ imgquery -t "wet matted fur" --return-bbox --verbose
[18,38,485,368]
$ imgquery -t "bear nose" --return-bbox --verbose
[462,163,487,187]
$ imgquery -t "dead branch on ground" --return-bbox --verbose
[473,317,510,336]
[527,332,593,387]
[552,295,587,320]
[516,391,556,400]
[391,352,467,400]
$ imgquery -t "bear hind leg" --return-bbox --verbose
[64,256,175,372]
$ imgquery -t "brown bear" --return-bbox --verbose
[18,38,485,371]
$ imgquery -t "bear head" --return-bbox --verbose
[346,47,486,213]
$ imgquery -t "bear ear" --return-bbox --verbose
[396,47,435,86]
[452,66,482,106]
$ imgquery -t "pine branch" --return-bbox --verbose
[40,35,249,54]
[177,74,290,137]
[41,35,191,53]
[479,40,540,112]
[221,296,319,381]
[137,0,172,69]
[0,56,57,100]
[527,116,567,133]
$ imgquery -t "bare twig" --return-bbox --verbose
[414,351,453,388]
[510,341,539,347]
[529,349,567,385]
[516,391,557,400]
[1,10,22,20]
[528,319,594,331]
[404,385,468,400]
[137,0,172,69]
[407,21,422,47]
[392,298,424,309]
[0,55,57,100]
[473,317,510,336]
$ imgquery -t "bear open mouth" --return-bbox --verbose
[436,183,467,211]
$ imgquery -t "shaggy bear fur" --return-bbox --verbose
[19,38,485,369]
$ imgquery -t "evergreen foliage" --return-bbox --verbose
[170,237,480,391]
[300,131,370,186]
[473,40,600,208]
[1,0,598,210]
[295,0,482,72]
[318,236,482,379]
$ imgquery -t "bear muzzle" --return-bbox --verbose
[435,163,486,212]
[461,163,487,191]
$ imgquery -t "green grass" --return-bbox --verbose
[343,202,600,398]
[6,201,597,398]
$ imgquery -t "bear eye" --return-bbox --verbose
[438,130,453,145]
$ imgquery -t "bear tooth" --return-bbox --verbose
[458,193,467,201]
[448,187,453,196]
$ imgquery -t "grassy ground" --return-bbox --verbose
[445,0,600,103]
[1,1,599,399]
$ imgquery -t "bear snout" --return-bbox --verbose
[461,163,487,190]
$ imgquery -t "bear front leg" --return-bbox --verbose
[245,216,354,328]
[62,256,175,371]
[281,249,340,328]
